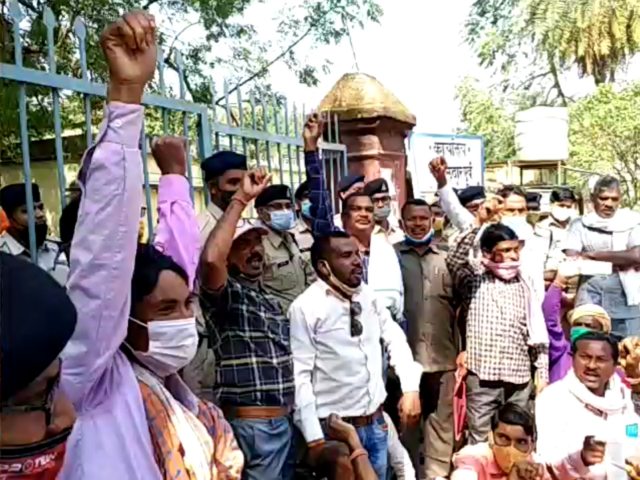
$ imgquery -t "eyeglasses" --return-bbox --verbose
[350,301,363,337]
[0,364,61,426]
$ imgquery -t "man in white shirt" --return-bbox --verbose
[288,230,423,480]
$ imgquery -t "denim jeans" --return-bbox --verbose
[229,416,295,480]
[355,415,389,480]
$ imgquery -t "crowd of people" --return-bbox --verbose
[1,10,640,480]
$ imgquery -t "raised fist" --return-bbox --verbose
[235,168,271,203]
[151,136,187,176]
[429,156,448,188]
[581,436,606,466]
[303,113,325,152]
[101,11,156,101]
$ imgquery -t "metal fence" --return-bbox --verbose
[0,0,348,262]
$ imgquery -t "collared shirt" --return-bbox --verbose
[534,216,569,271]
[289,280,422,443]
[447,229,549,384]
[0,232,69,285]
[197,201,224,249]
[564,216,640,253]
[293,218,314,256]
[262,228,315,313]
[200,276,294,408]
[394,242,458,372]
[373,221,405,245]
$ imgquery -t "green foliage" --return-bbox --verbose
[455,78,516,164]
[569,83,640,207]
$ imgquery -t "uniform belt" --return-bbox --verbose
[222,405,290,420]
[327,405,383,428]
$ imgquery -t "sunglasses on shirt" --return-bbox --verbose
[350,301,363,337]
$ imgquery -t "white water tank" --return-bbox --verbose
[515,107,569,161]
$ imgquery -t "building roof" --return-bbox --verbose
[318,73,416,125]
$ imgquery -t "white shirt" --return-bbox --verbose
[0,232,69,285]
[288,279,422,443]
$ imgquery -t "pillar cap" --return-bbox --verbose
[318,73,416,126]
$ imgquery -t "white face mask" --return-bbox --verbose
[551,205,575,222]
[128,317,198,377]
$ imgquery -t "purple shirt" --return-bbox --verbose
[59,103,199,479]
[543,284,572,383]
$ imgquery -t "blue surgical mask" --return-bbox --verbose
[301,200,312,219]
[405,228,434,247]
[269,209,296,231]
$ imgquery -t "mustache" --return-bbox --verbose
[247,252,263,263]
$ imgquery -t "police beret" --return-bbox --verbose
[0,252,77,401]
[526,192,542,204]
[200,151,247,182]
[255,184,293,208]
[363,178,389,196]
[0,183,41,216]
[337,174,365,194]
[455,186,485,206]
[294,180,309,201]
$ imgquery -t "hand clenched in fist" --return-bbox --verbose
[101,11,157,104]
[234,168,272,204]
[151,136,188,176]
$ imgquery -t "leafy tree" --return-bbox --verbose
[569,83,640,207]
[455,77,517,164]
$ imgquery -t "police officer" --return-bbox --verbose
[255,184,315,313]
[293,180,314,262]
[0,183,69,285]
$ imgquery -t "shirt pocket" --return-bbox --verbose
[263,254,299,292]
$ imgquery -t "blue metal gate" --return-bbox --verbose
[0,0,347,262]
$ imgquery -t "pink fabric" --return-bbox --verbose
[454,368,467,442]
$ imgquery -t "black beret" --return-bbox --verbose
[200,151,247,182]
[363,178,389,196]
[294,180,310,201]
[255,184,293,208]
[0,253,77,401]
[455,186,485,206]
[526,192,542,203]
[0,183,41,216]
[337,174,365,194]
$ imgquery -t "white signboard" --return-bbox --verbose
[407,133,484,197]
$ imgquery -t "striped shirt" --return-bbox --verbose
[200,277,295,407]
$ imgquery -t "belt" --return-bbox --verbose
[222,405,290,420]
[332,406,383,428]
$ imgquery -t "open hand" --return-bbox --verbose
[429,156,448,188]
[398,391,421,430]
[326,413,359,447]
[303,113,325,152]
[508,461,545,480]
[581,436,606,466]
[101,11,157,102]
[236,168,271,203]
[151,136,187,176]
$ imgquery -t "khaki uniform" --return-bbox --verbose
[373,222,404,246]
[394,242,458,479]
[0,232,69,285]
[182,202,224,402]
[293,218,313,261]
[262,228,315,314]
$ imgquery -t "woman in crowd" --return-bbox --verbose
[536,331,640,478]
[59,12,242,479]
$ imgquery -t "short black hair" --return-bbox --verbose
[310,231,352,272]
[491,403,535,438]
[571,330,619,363]
[341,192,372,215]
[401,198,430,219]
[592,175,620,195]
[480,223,519,252]
[130,243,188,314]
[496,185,527,200]
[550,187,577,203]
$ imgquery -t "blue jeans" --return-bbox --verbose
[355,415,389,480]
[229,416,295,480]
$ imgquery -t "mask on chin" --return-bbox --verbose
[405,228,435,247]
[482,258,521,281]
[319,260,361,298]
[126,317,198,377]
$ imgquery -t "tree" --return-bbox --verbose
[455,77,517,164]
[569,83,640,207]
[0,0,382,154]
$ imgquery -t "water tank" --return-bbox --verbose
[515,107,569,161]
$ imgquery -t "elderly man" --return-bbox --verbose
[255,183,315,313]
[0,183,69,285]
[200,168,295,480]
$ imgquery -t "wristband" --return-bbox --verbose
[230,196,248,208]
[349,448,368,462]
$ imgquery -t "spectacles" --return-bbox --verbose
[0,363,61,426]
[350,301,363,337]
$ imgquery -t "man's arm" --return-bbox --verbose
[62,11,155,410]
[200,169,271,291]
[288,303,324,445]
[583,246,640,267]
[430,157,475,231]
[152,137,199,289]
[303,114,335,236]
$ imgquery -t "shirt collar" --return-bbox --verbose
[207,202,224,220]
[265,228,288,248]
[397,241,440,256]
[0,232,26,256]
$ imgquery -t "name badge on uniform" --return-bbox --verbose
[626,423,639,438]
[276,260,290,269]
